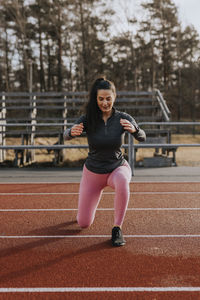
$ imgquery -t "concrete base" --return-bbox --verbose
[0,166,200,183]
[143,156,173,168]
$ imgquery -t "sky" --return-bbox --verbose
[113,0,200,36]
[173,0,200,34]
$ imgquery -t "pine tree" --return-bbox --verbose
[141,0,179,91]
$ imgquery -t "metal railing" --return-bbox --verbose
[155,90,171,122]
[0,138,199,175]
[139,121,200,126]
[128,121,200,175]
[0,122,200,175]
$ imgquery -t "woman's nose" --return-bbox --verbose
[102,99,107,105]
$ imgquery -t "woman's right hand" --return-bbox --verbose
[70,123,84,137]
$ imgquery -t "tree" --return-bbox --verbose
[176,26,200,120]
[5,0,31,91]
[70,0,113,90]
[0,0,15,91]
[141,0,179,91]
[28,0,50,91]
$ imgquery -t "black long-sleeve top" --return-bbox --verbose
[64,108,146,174]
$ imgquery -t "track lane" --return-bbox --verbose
[1,182,200,193]
[0,193,200,209]
[1,182,200,299]
[1,236,200,289]
[1,291,200,300]
[1,209,200,236]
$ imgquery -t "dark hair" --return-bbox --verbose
[85,76,116,133]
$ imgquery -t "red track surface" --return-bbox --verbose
[0,182,200,299]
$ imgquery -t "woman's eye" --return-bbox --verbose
[98,97,112,101]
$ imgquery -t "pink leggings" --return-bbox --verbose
[77,161,132,228]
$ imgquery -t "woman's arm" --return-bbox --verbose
[120,113,146,142]
[63,115,86,140]
[133,127,146,142]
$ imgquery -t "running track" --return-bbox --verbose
[0,182,200,299]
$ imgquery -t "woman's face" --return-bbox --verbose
[97,89,116,115]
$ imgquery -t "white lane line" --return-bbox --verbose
[0,193,80,195]
[1,287,200,292]
[1,234,200,239]
[0,191,200,195]
[0,208,78,211]
[0,208,200,212]
[0,181,199,184]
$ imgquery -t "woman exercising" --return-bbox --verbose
[64,77,146,246]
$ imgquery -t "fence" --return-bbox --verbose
[128,122,200,175]
[0,122,200,175]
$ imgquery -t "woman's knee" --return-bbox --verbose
[77,215,93,229]
[113,173,130,189]
[108,165,131,187]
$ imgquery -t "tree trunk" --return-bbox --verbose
[78,0,88,91]
[4,27,10,91]
[38,13,46,91]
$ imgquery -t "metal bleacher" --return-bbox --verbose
[0,90,171,166]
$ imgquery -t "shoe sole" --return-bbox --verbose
[111,241,126,247]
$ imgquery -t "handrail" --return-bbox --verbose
[139,122,200,126]
[0,91,154,97]
[155,90,171,115]
[0,142,200,176]
[2,121,200,127]
[0,91,88,97]
[0,123,73,127]
[155,90,171,122]
[0,143,199,150]
[1,122,200,171]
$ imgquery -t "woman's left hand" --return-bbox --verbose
[120,118,137,134]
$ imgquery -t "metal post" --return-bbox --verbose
[29,60,33,94]
[30,95,37,162]
[0,93,6,162]
[61,96,68,162]
[128,133,135,176]
[63,96,68,131]
[29,60,34,162]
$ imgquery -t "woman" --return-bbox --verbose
[64,77,146,246]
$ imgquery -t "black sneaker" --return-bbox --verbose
[111,226,126,247]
